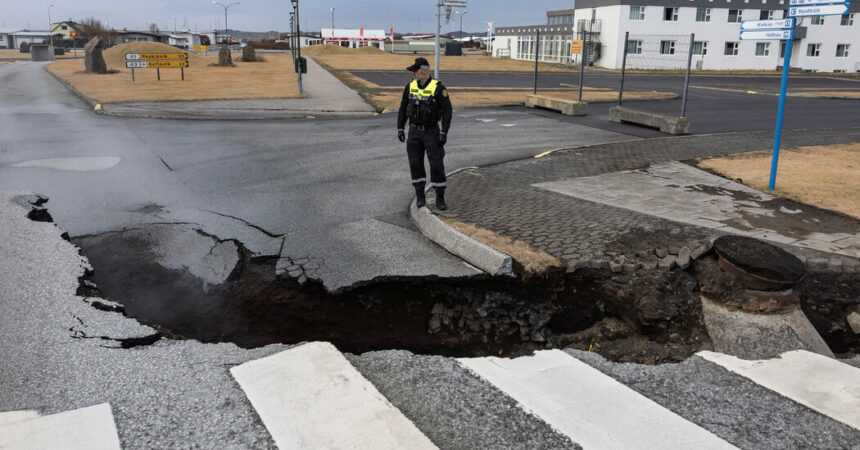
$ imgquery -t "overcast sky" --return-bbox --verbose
[3,0,576,33]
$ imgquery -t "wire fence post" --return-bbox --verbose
[578,27,585,102]
[619,31,629,106]
[533,29,540,95]
[681,33,694,118]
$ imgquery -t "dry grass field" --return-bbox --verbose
[46,42,301,103]
[361,88,675,112]
[302,45,576,72]
[790,89,860,99]
[696,143,860,219]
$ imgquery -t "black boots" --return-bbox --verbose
[435,187,447,210]
[415,187,426,208]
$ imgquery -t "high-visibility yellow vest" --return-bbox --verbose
[409,79,439,101]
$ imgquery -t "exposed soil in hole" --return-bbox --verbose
[72,226,858,363]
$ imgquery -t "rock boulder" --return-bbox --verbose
[217,45,233,66]
[84,37,107,74]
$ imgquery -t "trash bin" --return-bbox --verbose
[444,42,462,56]
[294,56,307,74]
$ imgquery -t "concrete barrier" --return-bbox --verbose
[526,95,587,116]
[609,106,691,135]
[30,44,53,62]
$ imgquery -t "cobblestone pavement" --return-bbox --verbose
[434,128,860,273]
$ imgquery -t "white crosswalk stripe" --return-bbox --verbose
[230,343,860,449]
[0,404,121,450]
[230,341,437,450]
[458,349,737,450]
[698,350,860,430]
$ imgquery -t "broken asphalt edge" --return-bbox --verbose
[409,169,514,277]
[42,64,101,111]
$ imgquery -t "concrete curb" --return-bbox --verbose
[42,64,101,111]
[408,178,514,277]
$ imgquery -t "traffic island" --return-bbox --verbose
[609,105,691,135]
[526,94,588,116]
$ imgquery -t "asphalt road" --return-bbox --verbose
[2,61,860,448]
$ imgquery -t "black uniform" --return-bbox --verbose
[396,78,453,196]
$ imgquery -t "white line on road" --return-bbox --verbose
[231,341,438,450]
[0,403,121,450]
[698,350,860,430]
[458,350,737,450]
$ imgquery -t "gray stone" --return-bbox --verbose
[677,246,692,269]
[848,312,860,335]
[526,95,588,116]
[84,37,107,74]
[623,263,637,274]
[242,45,257,62]
[690,243,712,260]
[218,45,234,66]
[609,261,623,273]
[641,255,660,270]
[609,106,692,135]
[655,247,669,258]
[659,255,677,271]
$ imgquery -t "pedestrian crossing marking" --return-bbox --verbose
[0,403,121,450]
[698,350,860,430]
[459,350,737,449]
[231,341,438,450]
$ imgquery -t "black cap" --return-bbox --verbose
[406,57,431,72]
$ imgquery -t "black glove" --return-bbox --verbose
[398,129,406,142]
[439,132,447,146]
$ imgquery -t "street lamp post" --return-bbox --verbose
[457,10,468,38]
[330,7,335,31]
[212,1,240,45]
[47,4,54,59]
[291,0,302,94]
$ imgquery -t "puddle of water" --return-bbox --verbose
[12,157,121,171]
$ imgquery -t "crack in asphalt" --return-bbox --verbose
[201,209,286,239]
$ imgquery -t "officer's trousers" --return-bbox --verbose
[406,124,446,191]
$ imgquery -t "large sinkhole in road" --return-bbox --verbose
[73,224,859,363]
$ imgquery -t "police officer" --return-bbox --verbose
[397,57,453,210]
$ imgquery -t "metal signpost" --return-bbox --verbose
[125,53,189,82]
[438,0,468,78]
[757,0,849,189]
[70,30,77,57]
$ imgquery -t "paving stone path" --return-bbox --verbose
[435,128,860,271]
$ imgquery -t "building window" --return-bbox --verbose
[836,44,850,57]
[724,41,739,55]
[692,41,708,55]
[840,14,854,26]
[696,8,712,22]
[629,6,645,20]
[806,43,820,57]
[810,15,824,25]
[759,10,774,20]
[660,40,676,55]
[780,41,786,57]
[728,9,743,22]
[61,25,68,30]
[755,42,770,56]
[627,39,643,54]
[664,7,679,21]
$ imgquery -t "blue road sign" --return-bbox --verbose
[789,3,850,16]
[790,0,847,5]
[740,29,795,40]
[740,18,795,30]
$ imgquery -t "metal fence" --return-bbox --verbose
[618,32,696,118]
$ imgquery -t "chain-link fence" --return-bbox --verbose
[618,32,696,117]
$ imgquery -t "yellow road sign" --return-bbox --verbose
[570,39,583,55]
[126,60,189,69]
[70,31,77,38]
[125,53,189,61]
[192,45,207,52]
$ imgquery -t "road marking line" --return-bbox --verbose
[698,350,860,430]
[231,341,437,450]
[0,403,121,450]
[459,350,736,449]
[0,410,40,426]
[534,150,553,158]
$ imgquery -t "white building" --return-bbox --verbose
[494,2,859,72]
[8,31,53,50]
[321,28,387,49]
[0,28,20,49]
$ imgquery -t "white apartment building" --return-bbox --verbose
[495,2,859,72]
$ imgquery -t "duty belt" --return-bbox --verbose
[412,124,436,131]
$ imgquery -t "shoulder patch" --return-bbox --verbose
[442,89,448,97]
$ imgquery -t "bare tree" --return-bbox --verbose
[149,23,159,33]
[78,17,106,40]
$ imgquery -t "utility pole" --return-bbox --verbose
[330,7,335,31]
[292,0,303,94]
[458,10,468,37]
[434,0,441,79]
[213,1,240,44]
[47,4,54,59]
